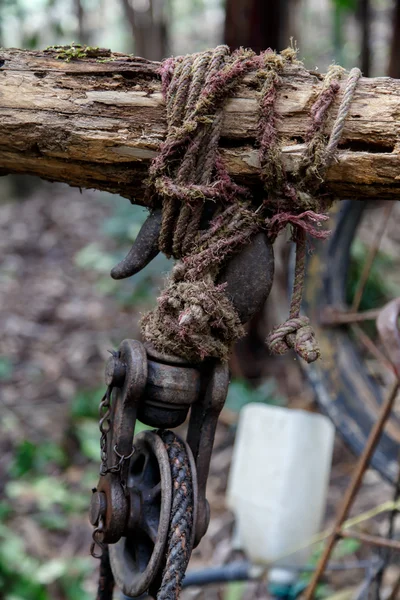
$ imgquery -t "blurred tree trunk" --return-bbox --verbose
[0,0,4,48]
[388,0,400,79]
[224,0,292,381]
[224,0,289,53]
[74,0,88,45]
[359,0,371,76]
[332,2,345,67]
[121,0,168,61]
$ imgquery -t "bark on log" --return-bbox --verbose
[1,47,400,204]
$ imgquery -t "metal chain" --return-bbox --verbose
[90,385,115,559]
[98,386,136,477]
[108,444,135,475]
[99,385,113,476]
[91,377,135,558]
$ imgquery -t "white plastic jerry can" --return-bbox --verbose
[227,403,335,572]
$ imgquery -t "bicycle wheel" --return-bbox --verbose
[300,199,400,484]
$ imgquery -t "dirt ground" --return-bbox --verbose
[0,179,399,599]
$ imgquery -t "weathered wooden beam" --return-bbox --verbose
[0,47,400,203]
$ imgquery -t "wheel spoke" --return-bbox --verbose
[351,323,394,372]
[351,201,394,312]
[141,452,152,481]
[148,481,162,500]
[142,519,158,544]
[321,307,381,326]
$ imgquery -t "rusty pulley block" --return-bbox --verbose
[90,339,229,597]
[89,204,276,598]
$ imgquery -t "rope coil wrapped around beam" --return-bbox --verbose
[140,45,361,364]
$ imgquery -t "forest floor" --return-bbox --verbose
[0,179,399,600]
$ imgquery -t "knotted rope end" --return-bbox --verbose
[267,316,321,363]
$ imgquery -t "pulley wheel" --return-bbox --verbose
[109,430,198,597]
[109,430,172,597]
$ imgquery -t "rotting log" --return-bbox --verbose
[1,47,400,204]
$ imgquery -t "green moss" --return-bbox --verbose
[45,43,112,63]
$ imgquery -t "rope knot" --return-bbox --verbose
[141,274,244,363]
[267,315,320,363]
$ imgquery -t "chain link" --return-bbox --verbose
[107,444,136,474]
[91,518,105,559]
[99,385,113,476]
[98,386,136,477]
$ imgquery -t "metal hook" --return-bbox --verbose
[110,209,162,280]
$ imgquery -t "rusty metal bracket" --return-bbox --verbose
[90,340,147,548]
[187,360,229,546]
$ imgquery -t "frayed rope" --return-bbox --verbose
[140,45,361,363]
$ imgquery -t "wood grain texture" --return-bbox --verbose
[1,48,400,203]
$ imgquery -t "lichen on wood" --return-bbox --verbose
[44,43,112,62]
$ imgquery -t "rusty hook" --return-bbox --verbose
[110,209,162,280]
[110,209,275,324]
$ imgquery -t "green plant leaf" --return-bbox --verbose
[224,581,245,600]
[135,420,153,434]
[332,537,361,559]
[74,419,100,462]
[0,356,13,380]
[36,511,69,531]
[36,559,68,585]
[8,440,67,478]
[225,379,285,414]
[74,243,115,272]
[347,239,398,311]
[8,441,36,477]
[332,0,357,11]
[0,501,13,520]
[70,387,104,420]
